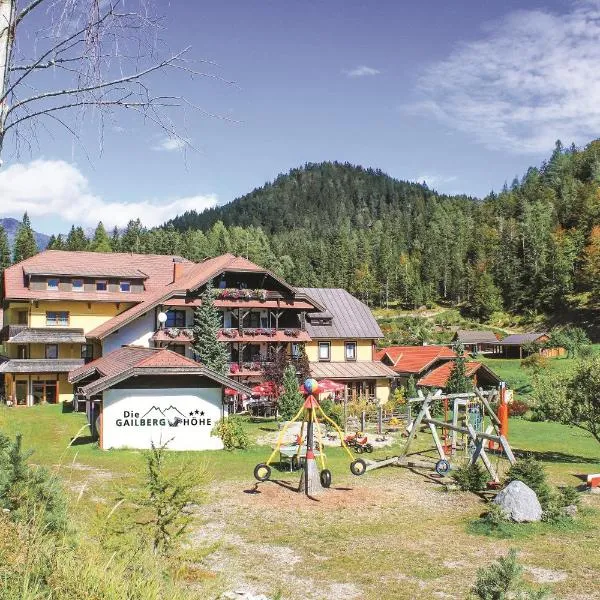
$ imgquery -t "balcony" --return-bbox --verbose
[2,327,86,345]
[218,328,311,343]
[0,324,28,342]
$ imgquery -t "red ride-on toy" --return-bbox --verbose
[344,432,373,454]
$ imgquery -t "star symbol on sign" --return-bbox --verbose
[200,411,205,416]
[195,409,200,415]
[189,411,194,417]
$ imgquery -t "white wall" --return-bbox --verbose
[102,387,224,451]
[103,310,156,354]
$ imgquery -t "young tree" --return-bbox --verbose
[89,221,112,252]
[446,342,473,394]
[12,212,37,262]
[192,281,229,374]
[0,0,223,158]
[0,223,10,276]
[468,267,503,321]
[277,364,303,421]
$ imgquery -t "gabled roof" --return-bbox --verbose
[453,330,499,344]
[500,332,548,345]
[295,288,382,339]
[417,360,500,389]
[7,328,86,345]
[0,358,84,373]
[375,345,456,375]
[70,346,251,398]
[88,254,320,341]
[3,250,192,302]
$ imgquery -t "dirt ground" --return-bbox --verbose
[187,468,600,600]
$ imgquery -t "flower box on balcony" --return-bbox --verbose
[230,363,240,374]
[222,328,238,339]
[284,328,300,338]
[243,328,257,337]
[214,288,268,302]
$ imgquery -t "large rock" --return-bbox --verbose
[493,480,542,522]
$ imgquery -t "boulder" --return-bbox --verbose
[493,480,542,522]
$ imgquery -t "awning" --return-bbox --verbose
[7,328,86,345]
[0,359,85,374]
[310,361,397,380]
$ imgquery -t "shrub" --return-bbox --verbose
[482,503,510,529]
[558,485,580,508]
[452,462,488,492]
[509,400,529,418]
[505,458,553,510]
[211,415,249,450]
[319,397,343,428]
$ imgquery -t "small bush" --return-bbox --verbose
[211,415,249,450]
[505,458,553,510]
[558,485,580,508]
[452,462,488,492]
[509,400,529,418]
[483,503,509,529]
[470,548,550,599]
[319,397,343,428]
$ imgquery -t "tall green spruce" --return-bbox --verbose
[89,221,112,252]
[192,281,229,374]
[0,224,10,277]
[447,342,473,394]
[12,212,38,262]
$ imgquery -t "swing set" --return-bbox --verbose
[351,386,516,483]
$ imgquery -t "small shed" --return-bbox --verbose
[499,332,564,359]
[452,330,500,354]
[417,360,501,390]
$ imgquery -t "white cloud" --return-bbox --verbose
[152,137,189,152]
[410,0,600,153]
[413,174,457,189]
[0,159,217,228]
[343,65,381,78]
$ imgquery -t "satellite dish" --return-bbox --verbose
[158,312,168,324]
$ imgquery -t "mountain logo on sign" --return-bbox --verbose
[141,405,186,426]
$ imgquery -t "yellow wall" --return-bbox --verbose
[304,339,373,362]
[28,300,135,333]
[3,373,74,405]
[376,379,390,403]
[8,343,81,360]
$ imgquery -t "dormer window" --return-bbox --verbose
[96,280,108,292]
[47,278,59,291]
[119,281,131,293]
[72,279,84,292]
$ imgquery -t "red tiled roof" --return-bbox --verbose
[3,250,192,301]
[376,345,457,375]
[417,361,482,388]
[135,350,200,369]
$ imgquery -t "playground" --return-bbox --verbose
[2,403,600,599]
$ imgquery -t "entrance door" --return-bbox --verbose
[15,381,28,406]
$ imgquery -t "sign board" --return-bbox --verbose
[102,387,224,451]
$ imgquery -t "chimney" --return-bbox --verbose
[173,257,185,282]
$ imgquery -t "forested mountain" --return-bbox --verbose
[40,141,600,323]
[168,162,475,235]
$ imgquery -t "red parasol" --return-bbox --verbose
[251,381,278,396]
[299,379,346,394]
[224,387,238,397]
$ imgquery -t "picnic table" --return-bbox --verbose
[278,444,323,471]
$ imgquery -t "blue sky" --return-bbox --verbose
[0,0,598,234]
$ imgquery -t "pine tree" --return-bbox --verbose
[277,364,303,421]
[192,281,229,374]
[111,226,121,252]
[0,224,10,277]
[66,225,88,251]
[12,212,38,263]
[89,222,112,252]
[447,342,473,394]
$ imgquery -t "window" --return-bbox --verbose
[45,344,58,359]
[165,310,186,327]
[16,310,28,325]
[46,311,69,326]
[291,343,300,359]
[119,281,131,293]
[17,345,28,359]
[170,344,186,356]
[345,341,357,361]
[47,278,59,290]
[81,344,94,363]
[72,279,84,292]
[96,280,108,292]
[318,342,331,361]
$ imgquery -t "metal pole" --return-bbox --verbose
[305,407,313,495]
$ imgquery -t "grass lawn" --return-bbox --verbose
[2,404,600,599]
